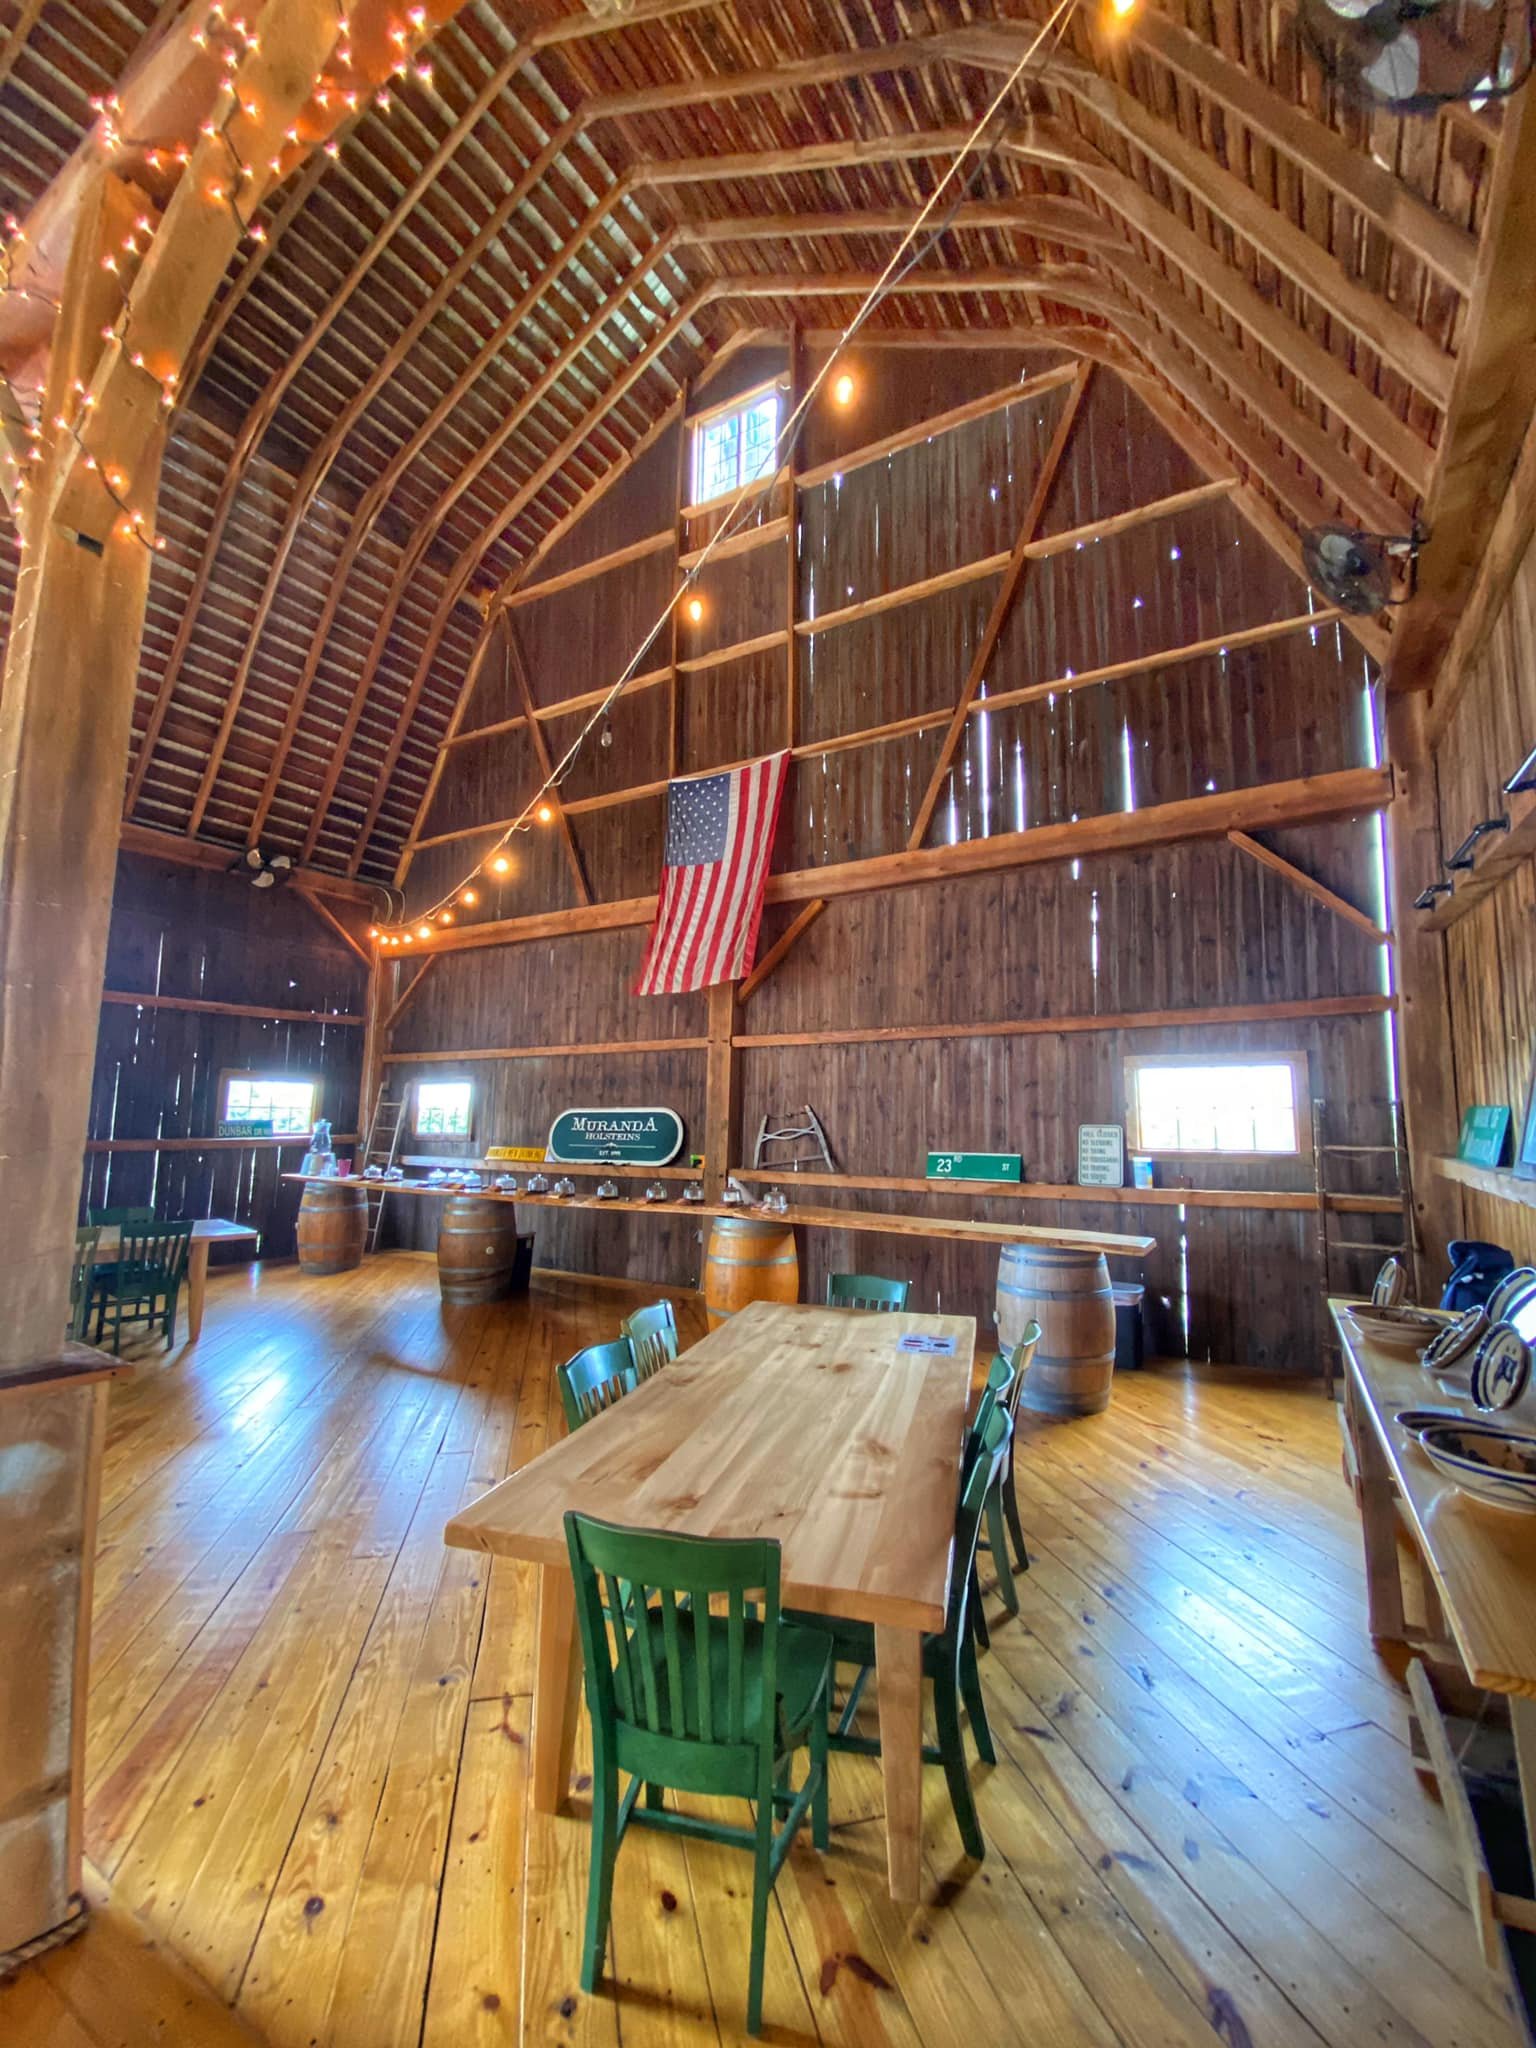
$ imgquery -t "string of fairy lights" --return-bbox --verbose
[2,0,440,557]
[370,0,1089,950]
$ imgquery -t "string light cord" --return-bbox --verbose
[379,0,1079,943]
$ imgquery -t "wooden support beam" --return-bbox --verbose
[704,980,740,1199]
[505,527,675,609]
[116,820,376,904]
[386,1034,708,1064]
[739,900,827,1003]
[1425,405,1536,748]
[1386,89,1536,697]
[291,884,373,969]
[384,956,439,1034]
[506,622,592,907]
[783,321,802,754]
[420,767,1392,958]
[101,990,363,1024]
[1226,831,1388,943]
[794,362,1079,489]
[908,362,1092,851]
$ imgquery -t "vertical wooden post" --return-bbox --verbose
[359,944,393,1144]
[783,322,802,752]
[1385,692,1463,1291]
[704,978,741,1200]
[667,383,691,779]
[0,171,157,1960]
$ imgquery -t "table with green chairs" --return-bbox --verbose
[445,1298,976,1905]
[88,1215,260,1345]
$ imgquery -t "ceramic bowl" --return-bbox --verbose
[1487,1266,1536,1322]
[1418,1422,1536,1511]
[1394,1407,1472,1435]
[1345,1303,1447,1352]
[1371,1256,1408,1307]
[1420,1305,1486,1376]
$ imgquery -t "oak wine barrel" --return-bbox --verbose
[998,1242,1116,1416]
[296,1181,367,1276]
[438,1197,532,1304]
[702,1216,799,1330]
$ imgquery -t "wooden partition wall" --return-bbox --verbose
[78,853,367,1257]
[377,345,1403,1372]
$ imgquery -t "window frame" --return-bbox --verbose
[217,1070,320,1135]
[413,1077,476,1141]
[686,378,786,511]
[1122,1050,1312,1161]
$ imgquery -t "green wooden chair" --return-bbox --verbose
[964,1350,1017,1653]
[69,1226,101,1342]
[786,1404,1012,1863]
[92,1219,193,1353]
[620,1301,678,1380]
[825,1272,910,1311]
[557,1338,639,1431]
[564,1511,834,2035]
[87,1204,155,1227]
[976,1325,1040,1617]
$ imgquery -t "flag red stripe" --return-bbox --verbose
[633,750,789,997]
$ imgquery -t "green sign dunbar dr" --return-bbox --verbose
[546,1106,685,1166]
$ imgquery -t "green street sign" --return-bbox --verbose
[547,1106,684,1166]
[926,1151,1022,1183]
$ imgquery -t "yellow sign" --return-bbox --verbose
[485,1144,545,1163]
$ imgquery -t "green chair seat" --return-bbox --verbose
[826,1272,910,1311]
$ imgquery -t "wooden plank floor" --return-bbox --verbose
[2,1252,1524,2048]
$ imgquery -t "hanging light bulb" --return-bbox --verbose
[832,371,856,407]
[685,596,704,624]
[488,853,511,875]
[460,886,478,906]
[535,802,554,825]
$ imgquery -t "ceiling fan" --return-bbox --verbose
[1300,522,1424,615]
[229,845,295,891]
[1298,0,1533,113]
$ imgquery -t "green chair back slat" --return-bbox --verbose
[87,1205,155,1227]
[564,1510,831,2033]
[620,1301,678,1380]
[69,1227,101,1341]
[92,1219,193,1353]
[975,1323,1040,1618]
[557,1338,638,1431]
[825,1273,910,1312]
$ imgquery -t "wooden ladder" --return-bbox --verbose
[363,1093,409,1251]
[1312,1096,1417,1394]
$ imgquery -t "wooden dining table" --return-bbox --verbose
[93,1217,260,1341]
[444,1298,977,1901]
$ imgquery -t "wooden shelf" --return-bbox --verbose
[733,1167,1400,1215]
[1432,1154,1536,1210]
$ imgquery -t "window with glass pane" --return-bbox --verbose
[1126,1057,1304,1156]
[691,387,781,501]
[415,1080,473,1138]
[221,1075,317,1133]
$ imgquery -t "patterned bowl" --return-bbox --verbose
[1420,1305,1486,1376]
[1418,1422,1536,1511]
[1345,1303,1448,1352]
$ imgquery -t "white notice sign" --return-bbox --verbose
[1077,1123,1125,1187]
[895,1333,957,1356]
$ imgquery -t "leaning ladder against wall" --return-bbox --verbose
[1312,1096,1417,1392]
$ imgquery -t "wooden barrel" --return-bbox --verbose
[998,1242,1116,1416]
[437,1197,527,1304]
[703,1216,799,1330]
[296,1181,367,1275]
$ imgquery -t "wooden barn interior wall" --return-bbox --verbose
[1429,522,1536,1266]
[382,346,1400,1371]
[80,855,366,1260]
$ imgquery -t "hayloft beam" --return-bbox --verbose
[908,363,1093,851]
[1226,831,1389,943]
[1385,90,1536,698]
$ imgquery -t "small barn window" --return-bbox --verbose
[690,383,781,504]
[415,1080,474,1138]
[1124,1053,1308,1158]
[220,1073,318,1133]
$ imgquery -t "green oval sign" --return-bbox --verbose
[546,1107,685,1166]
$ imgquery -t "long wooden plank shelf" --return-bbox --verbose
[732,1167,1401,1214]
[1432,1154,1536,1212]
[282,1176,1156,1256]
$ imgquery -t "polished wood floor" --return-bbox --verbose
[2,1253,1522,2048]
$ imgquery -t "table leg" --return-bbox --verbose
[1512,1696,1536,1877]
[873,1623,923,1903]
[532,1562,582,1815]
[184,1241,210,1343]
[1352,1398,1406,1641]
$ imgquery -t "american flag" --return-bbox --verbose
[634,752,790,995]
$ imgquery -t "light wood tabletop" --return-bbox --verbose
[93,1217,260,1342]
[1332,1299,1536,1697]
[444,1298,978,1900]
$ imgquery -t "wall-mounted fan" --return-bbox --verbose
[1301,523,1423,615]
[1299,0,1533,113]
[229,845,294,891]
